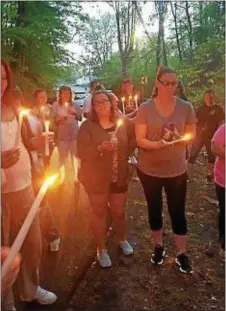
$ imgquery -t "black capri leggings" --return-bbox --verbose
[137,169,187,235]
[215,183,225,250]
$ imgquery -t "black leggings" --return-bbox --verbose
[137,169,187,235]
[215,183,225,250]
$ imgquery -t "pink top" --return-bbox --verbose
[212,124,225,187]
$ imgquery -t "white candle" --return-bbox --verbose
[15,109,30,147]
[1,174,58,279]
[44,120,50,156]
[166,134,192,146]
[112,119,123,139]
[121,97,125,114]
[134,95,138,110]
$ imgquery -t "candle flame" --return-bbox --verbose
[117,119,123,128]
[40,106,45,112]
[121,97,125,102]
[129,96,132,100]
[19,108,30,117]
[45,120,50,127]
[134,95,138,101]
[65,102,69,108]
[182,133,192,141]
[41,174,59,193]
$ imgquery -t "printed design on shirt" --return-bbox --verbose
[208,109,216,116]
[161,122,181,142]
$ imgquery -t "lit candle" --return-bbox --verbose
[134,95,138,110]
[121,97,125,114]
[15,108,30,147]
[112,119,123,139]
[1,174,58,279]
[44,120,50,156]
[129,95,132,104]
[167,133,193,146]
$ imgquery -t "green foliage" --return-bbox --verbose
[1,1,87,96]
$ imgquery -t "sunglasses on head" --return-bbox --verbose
[157,78,177,87]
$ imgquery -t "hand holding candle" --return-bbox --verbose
[167,133,193,146]
[1,174,58,279]
[44,120,50,156]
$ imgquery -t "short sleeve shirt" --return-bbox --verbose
[135,97,196,178]
[52,100,82,141]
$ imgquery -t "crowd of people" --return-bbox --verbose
[1,58,225,310]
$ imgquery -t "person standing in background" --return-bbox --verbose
[52,85,82,181]
[188,90,224,184]
[26,89,61,252]
[83,80,100,119]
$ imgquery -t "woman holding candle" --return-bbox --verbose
[52,85,82,174]
[135,66,196,274]
[25,89,61,252]
[77,90,136,268]
[1,59,57,310]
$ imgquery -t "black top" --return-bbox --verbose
[196,104,224,138]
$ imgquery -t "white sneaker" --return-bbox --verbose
[97,249,112,268]
[34,286,57,305]
[50,237,61,252]
[119,240,134,255]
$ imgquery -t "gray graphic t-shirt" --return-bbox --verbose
[135,98,196,178]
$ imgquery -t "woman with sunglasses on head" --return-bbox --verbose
[135,66,196,274]
[77,90,136,268]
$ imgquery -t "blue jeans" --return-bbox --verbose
[57,140,77,166]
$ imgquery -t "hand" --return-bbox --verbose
[156,139,168,149]
[1,148,20,169]
[98,141,115,152]
[1,247,21,293]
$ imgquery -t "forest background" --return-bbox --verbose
[1,1,225,105]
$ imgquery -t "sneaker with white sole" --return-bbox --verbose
[119,240,134,255]
[35,286,57,304]
[97,249,112,268]
[175,253,193,274]
[151,244,165,265]
[50,237,61,252]
[21,286,57,304]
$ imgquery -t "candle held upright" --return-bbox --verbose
[15,108,30,147]
[44,120,50,156]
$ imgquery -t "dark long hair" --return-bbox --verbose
[152,65,177,98]
[58,85,72,106]
[1,59,14,105]
[90,90,118,123]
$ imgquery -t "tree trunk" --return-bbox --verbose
[156,23,161,67]
[170,2,182,61]
[185,1,193,62]
[12,1,26,71]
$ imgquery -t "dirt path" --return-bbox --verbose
[15,153,224,311]
[68,164,225,311]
